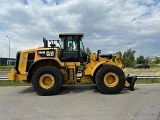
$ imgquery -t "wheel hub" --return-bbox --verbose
[104,72,119,87]
[39,74,55,89]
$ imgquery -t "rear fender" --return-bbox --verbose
[27,59,61,82]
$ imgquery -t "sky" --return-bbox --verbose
[0,0,160,58]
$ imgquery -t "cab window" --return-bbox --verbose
[66,36,78,52]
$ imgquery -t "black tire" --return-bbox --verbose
[95,65,125,94]
[32,66,62,96]
[92,65,103,84]
[91,76,96,84]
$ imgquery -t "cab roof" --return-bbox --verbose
[59,33,84,38]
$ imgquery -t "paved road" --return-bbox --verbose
[0,84,160,120]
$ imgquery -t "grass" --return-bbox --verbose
[0,81,31,86]
[124,65,160,84]
[123,68,160,76]
[0,66,14,71]
[0,78,160,87]
[150,64,160,69]
[136,78,160,84]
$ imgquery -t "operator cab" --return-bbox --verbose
[58,33,87,63]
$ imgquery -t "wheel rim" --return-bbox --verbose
[39,74,55,89]
[104,72,119,87]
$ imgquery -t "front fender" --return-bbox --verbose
[91,61,106,76]
[84,60,122,76]
[84,61,106,76]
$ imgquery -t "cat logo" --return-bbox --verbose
[37,50,55,57]
[46,51,54,56]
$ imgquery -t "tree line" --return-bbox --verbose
[86,47,160,68]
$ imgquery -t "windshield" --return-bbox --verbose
[59,35,85,55]
[66,36,78,51]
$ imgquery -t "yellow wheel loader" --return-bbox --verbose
[7,33,137,95]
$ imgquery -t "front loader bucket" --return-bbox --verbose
[125,76,137,91]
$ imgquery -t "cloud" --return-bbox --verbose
[0,0,160,58]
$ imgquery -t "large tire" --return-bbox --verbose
[95,65,125,94]
[91,76,96,84]
[32,66,62,96]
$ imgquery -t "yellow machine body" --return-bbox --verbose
[7,48,122,84]
[7,33,136,95]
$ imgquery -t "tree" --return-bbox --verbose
[86,47,92,55]
[136,55,147,64]
[122,49,136,67]
[155,57,160,64]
